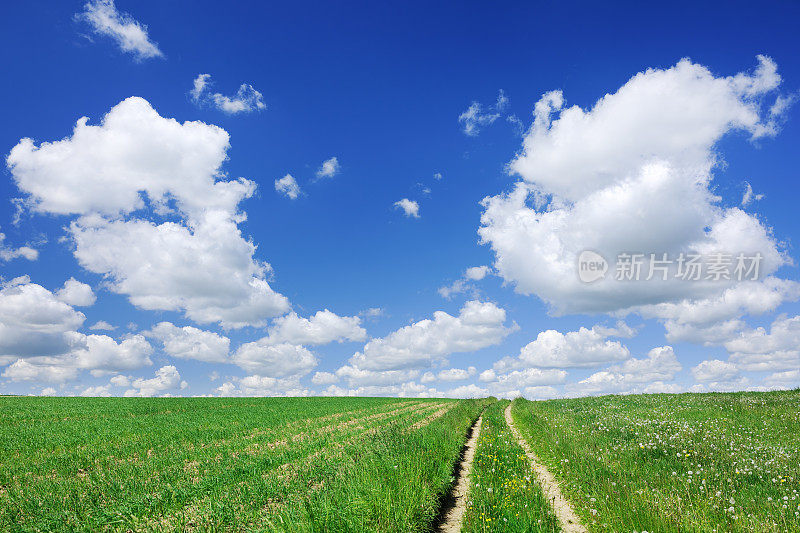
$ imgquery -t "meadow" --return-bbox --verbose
[0,396,487,532]
[510,390,800,532]
[2,391,799,532]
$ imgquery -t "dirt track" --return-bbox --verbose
[504,403,587,533]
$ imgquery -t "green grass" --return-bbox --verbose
[511,390,800,532]
[462,400,559,532]
[0,396,488,532]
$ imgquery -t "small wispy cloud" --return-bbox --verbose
[741,181,765,207]
[190,74,266,114]
[316,157,340,179]
[77,0,164,61]
[458,90,508,136]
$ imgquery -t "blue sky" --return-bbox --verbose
[1,1,799,397]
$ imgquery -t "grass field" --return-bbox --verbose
[461,400,559,532]
[511,390,800,532]
[2,391,798,532]
[0,396,487,532]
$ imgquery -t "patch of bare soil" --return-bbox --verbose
[504,403,587,533]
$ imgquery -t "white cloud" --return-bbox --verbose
[0,279,85,361]
[73,334,152,374]
[0,231,37,261]
[348,300,515,371]
[77,0,163,61]
[439,266,491,299]
[495,325,630,371]
[275,174,301,199]
[2,360,78,383]
[459,90,508,136]
[724,314,800,371]
[110,374,130,387]
[147,322,230,363]
[89,320,116,331]
[80,384,111,397]
[437,366,477,381]
[569,347,682,396]
[335,365,420,388]
[741,181,764,207]
[8,97,289,328]
[316,157,340,179]
[232,342,317,378]
[40,387,57,396]
[265,310,366,346]
[125,365,184,397]
[311,371,338,385]
[479,57,791,317]
[190,74,266,114]
[692,359,739,382]
[56,278,96,307]
[394,198,420,218]
[433,172,443,180]
[217,375,310,397]
[465,266,490,281]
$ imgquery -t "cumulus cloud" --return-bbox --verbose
[479,57,791,318]
[316,157,340,179]
[8,97,289,328]
[146,322,230,363]
[0,278,153,380]
[569,347,682,396]
[190,74,266,114]
[264,310,366,346]
[494,325,630,371]
[394,198,420,218]
[692,359,740,382]
[232,342,317,378]
[124,365,186,397]
[723,314,800,371]
[275,174,301,199]
[0,279,86,362]
[216,375,310,397]
[348,300,515,371]
[56,278,96,307]
[77,0,163,61]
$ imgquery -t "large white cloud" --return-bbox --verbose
[7,97,290,328]
[147,322,230,363]
[494,325,630,371]
[232,342,317,378]
[0,278,86,361]
[265,310,366,346]
[479,57,791,316]
[348,300,516,371]
[724,314,800,371]
[0,278,153,381]
[570,346,683,396]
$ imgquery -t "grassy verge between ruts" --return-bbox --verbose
[462,400,560,532]
[511,391,800,532]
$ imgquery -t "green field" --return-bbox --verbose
[511,390,800,532]
[1,391,798,532]
[0,396,487,532]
